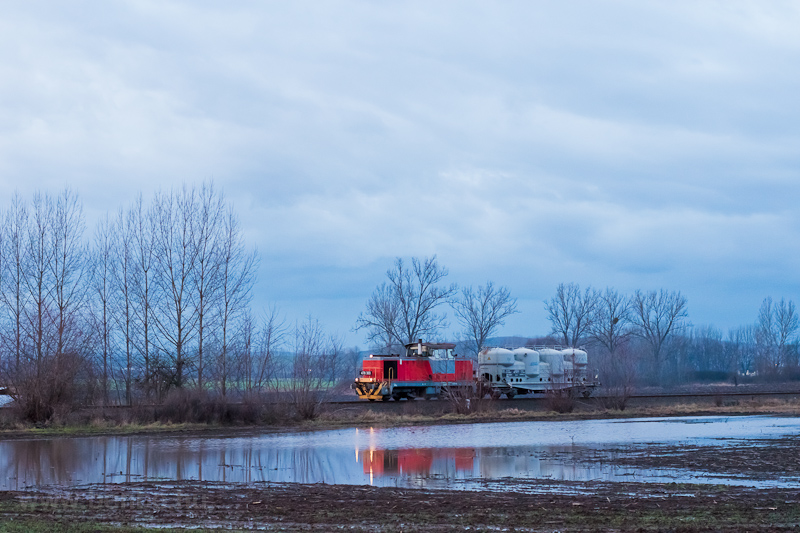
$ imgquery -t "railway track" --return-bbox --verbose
[328,387,800,405]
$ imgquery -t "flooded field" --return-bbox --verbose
[2,415,799,492]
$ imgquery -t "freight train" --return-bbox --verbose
[352,340,597,401]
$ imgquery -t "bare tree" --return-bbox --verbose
[727,325,756,376]
[355,283,399,350]
[775,298,799,368]
[545,283,599,347]
[252,305,285,394]
[89,215,116,404]
[630,289,688,363]
[128,195,156,397]
[151,186,200,389]
[588,288,631,356]
[49,188,87,357]
[0,194,29,371]
[452,282,518,357]
[23,192,56,369]
[192,183,225,391]
[112,208,135,405]
[282,316,341,419]
[756,297,798,372]
[598,341,637,410]
[214,206,257,397]
[355,256,456,349]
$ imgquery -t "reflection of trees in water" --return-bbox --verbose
[0,438,126,489]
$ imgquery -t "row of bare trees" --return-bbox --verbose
[354,256,519,357]
[0,186,354,421]
[545,283,689,363]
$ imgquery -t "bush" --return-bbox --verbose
[10,353,91,424]
[137,390,277,425]
[545,388,575,413]
[598,385,634,411]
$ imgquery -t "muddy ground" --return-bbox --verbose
[1,435,799,531]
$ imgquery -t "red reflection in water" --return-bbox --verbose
[360,448,475,476]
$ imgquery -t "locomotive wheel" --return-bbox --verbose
[381,396,390,402]
[506,391,516,400]
[491,391,501,400]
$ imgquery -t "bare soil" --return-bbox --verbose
[1,435,799,531]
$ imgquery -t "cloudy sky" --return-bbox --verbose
[2,1,799,345]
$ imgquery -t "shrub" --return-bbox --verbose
[545,388,575,413]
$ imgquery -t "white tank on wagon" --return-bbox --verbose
[512,347,539,376]
[479,347,515,366]
[477,345,596,398]
[538,348,564,376]
[561,348,588,366]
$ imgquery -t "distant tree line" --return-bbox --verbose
[544,282,800,390]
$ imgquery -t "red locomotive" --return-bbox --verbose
[352,341,474,401]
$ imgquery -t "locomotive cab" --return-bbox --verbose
[352,340,474,401]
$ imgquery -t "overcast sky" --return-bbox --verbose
[2,1,800,346]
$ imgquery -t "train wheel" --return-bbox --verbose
[506,391,516,400]
[491,391,501,400]
[381,396,390,402]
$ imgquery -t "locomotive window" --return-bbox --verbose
[496,375,500,382]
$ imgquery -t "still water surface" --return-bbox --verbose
[1,415,797,491]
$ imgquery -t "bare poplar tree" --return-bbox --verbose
[545,283,599,347]
[23,192,56,369]
[89,215,116,404]
[0,194,29,370]
[589,288,631,356]
[49,188,87,356]
[355,256,456,349]
[152,186,200,389]
[630,289,688,363]
[451,282,518,357]
[112,208,135,404]
[192,183,225,391]
[214,207,257,397]
[128,195,156,397]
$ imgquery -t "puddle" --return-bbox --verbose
[1,415,798,491]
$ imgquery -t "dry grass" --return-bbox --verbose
[3,397,800,437]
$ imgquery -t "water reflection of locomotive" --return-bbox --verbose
[352,341,597,401]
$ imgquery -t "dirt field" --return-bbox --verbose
[1,434,799,531]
